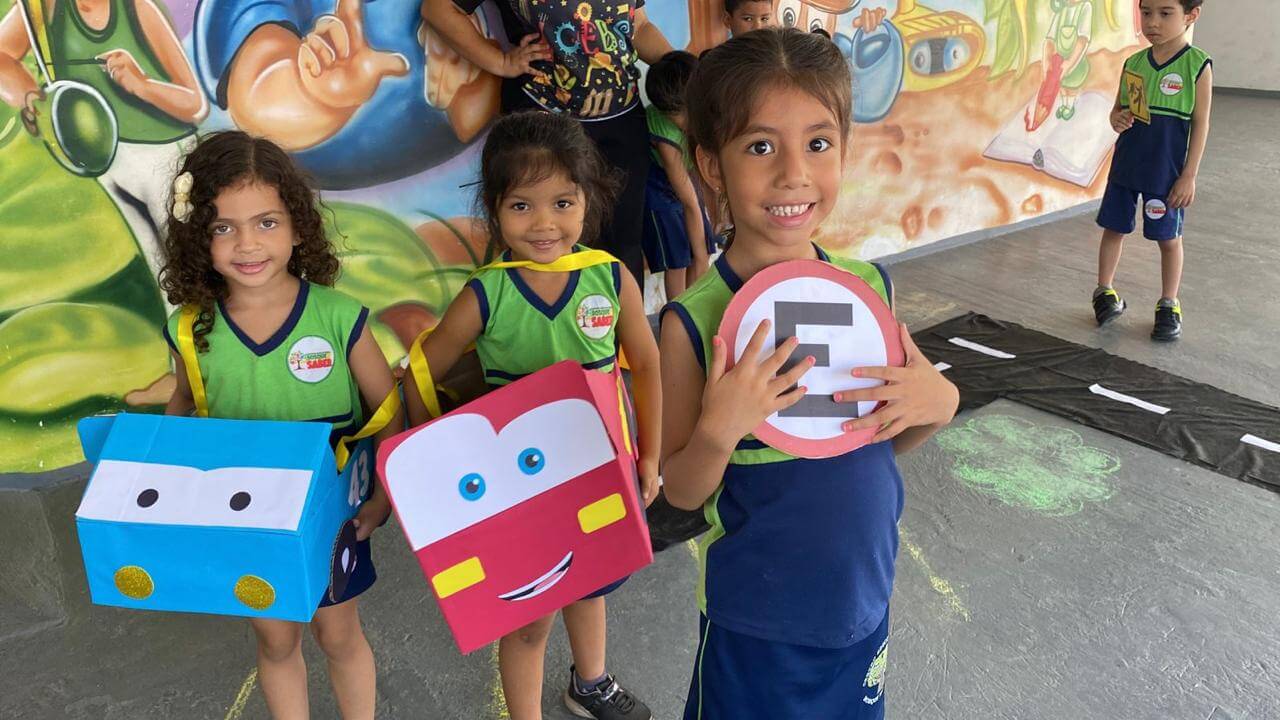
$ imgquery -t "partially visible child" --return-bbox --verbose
[659,28,958,719]
[159,131,402,720]
[1093,0,1211,341]
[723,0,774,37]
[643,50,715,301]
[403,111,661,720]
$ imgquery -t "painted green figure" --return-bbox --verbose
[1045,0,1094,120]
[937,414,1119,516]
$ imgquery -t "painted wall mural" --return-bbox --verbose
[0,0,1144,474]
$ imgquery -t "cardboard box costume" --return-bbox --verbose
[75,413,374,622]
[378,360,653,654]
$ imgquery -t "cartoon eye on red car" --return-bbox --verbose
[378,362,652,654]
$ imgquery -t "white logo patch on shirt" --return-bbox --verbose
[575,295,615,340]
[1159,72,1185,96]
[287,336,336,383]
[1145,198,1168,220]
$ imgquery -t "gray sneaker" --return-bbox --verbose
[563,667,653,720]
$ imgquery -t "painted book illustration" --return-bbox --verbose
[983,91,1118,187]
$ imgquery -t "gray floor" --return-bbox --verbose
[1,93,1277,719]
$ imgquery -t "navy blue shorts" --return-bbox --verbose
[319,536,375,608]
[642,165,716,272]
[683,608,891,720]
[1097,182,1184,242]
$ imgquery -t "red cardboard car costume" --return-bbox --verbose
[377,361,652,654]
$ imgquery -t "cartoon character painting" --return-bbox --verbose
[192,0,502,189]
[0,0,208,285]
[379,361,652,654]
[1041,0,1093,122]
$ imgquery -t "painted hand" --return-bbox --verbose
[851,6,888,32]
[1168,174,1196,209]
[696,320,815,451]
[835,323,959,443]
[353,492,391,541]
[297,0,410,110]
[97,49,149,96]
[497,34,553,80]
[1110,108,1134,133]
[20,88,43,137]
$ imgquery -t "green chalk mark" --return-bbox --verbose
[937,415,1119,516]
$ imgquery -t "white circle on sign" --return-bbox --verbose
[575,294,615,340]
[1145,198,1168,220]
[1159,72,1184,96]
[286,336,335,383]
[719,259,903,458]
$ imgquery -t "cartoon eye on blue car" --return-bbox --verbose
[75,413,371,622]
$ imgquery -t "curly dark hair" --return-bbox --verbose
[476,111,620,251]
[158,131,339,351]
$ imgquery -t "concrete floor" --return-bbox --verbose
[1,93,1277,719]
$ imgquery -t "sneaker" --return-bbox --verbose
[563,667,652,720]
[1092,287,1126,326]
[1152,300,1182,341]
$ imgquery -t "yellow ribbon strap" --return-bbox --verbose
[176,305,210,418]
[334,388,401,472]
[408,327,444,420]
[469,248,619,276]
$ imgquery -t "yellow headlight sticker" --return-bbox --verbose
[234,575,276,611]
[113,565,154,599]
[432,557,486,599]
[578,493,626,534]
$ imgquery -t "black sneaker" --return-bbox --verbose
[563,668,652,720]
[1152,301,1182,341]
[1092,287,1127,326]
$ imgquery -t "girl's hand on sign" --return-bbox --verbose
[834,324,958,444]
[697,319,814,451]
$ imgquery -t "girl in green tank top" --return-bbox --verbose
[159,132,402,720]
[662,29,960,719]
[404,111,662,720]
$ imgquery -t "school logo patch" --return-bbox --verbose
[575,295,615,340]
[1159,72,1185,96]
[286,336,335,383]
[862,636,889,705]
[1145,198,1168,220]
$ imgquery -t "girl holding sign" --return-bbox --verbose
[659,28,958,720]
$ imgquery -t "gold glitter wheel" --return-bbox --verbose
[113,565,154,599]
[234,575,276,611]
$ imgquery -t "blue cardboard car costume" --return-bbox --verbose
[75,413,374,622]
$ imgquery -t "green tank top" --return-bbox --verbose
[666,246,891,466]
[48,0,195,143]
[164,283,367,437]
[469,248,622,385]
[646,104,690,168]
[1121,44,1210,121]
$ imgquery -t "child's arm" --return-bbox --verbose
[1110,75,1134,134]
[659,318,813,510]
[1169,64,1213,210]
[403,286,484,427]
[348,326,406,540]
[99,0,208,124]
[835,323,958,455]
[656,143,709,279]
[614,270,662,506]
[163,351,196,416]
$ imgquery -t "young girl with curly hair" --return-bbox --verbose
[159,130,401,720]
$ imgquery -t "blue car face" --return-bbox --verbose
[75,414,370,620]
